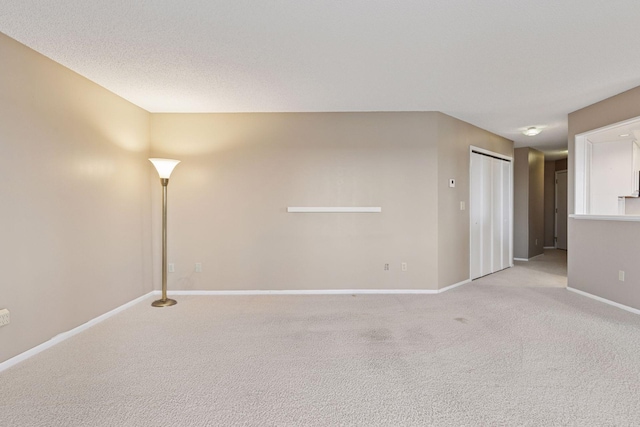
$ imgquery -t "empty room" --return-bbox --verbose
[2,1,640,425]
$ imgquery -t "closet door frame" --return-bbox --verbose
[469,146,514,280]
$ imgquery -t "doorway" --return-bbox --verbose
[469,148,513,280]
[555,170,568,250]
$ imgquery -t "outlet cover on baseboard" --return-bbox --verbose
[0,309,10,327]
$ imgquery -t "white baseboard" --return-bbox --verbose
[163,289,441,295]
[567,287,640,316]
[162,280,472,297]
[514,253,545,262]
[0,291,154,374]
[437,279,471,293]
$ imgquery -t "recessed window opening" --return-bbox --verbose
[575,116,640,216]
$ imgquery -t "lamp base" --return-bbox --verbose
[151,298,177,307]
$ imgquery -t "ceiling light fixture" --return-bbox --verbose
[523,127,542,136]
[619,133,630,137]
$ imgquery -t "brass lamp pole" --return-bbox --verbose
[149,158,180,307]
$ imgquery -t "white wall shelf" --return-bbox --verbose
[287,207,382,213]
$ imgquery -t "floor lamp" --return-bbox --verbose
[149,158,180,307]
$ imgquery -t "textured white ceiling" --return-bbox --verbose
[2,0,640,158]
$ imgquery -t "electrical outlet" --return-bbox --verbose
[535,239,538,246]
[168,263,175,273]
[619,270,625,281]
[401,262,407,272]
[0,309,10,327]
[195,263,202,273]
[460,201,465,211]
[384,263,389,271]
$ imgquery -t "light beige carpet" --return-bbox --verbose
[2,281,640,426]
[474,249,567,288]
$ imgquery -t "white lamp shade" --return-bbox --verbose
[149,158,180,178]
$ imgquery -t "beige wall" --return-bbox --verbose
[528,149,544,258]
[151,112,512,292]
[436,113,512,287]
[513,147,544,259]
[0,33,152,362]
[569,220,640,308]
[544,161,556,247]
[514,148,530,259]
[151,113,440,290]
[568,85,640,309]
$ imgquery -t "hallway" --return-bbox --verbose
[473,249,567,288]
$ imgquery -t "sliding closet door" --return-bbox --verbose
[470,151,512,280]
[501,160,512,270]
[470,153,483,280]
[480,155,493,275]
[491,158,503,273]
